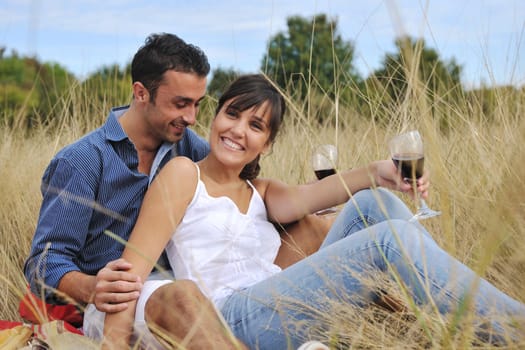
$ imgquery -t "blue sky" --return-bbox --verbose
[1,0,524,88]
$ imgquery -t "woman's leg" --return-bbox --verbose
[277,188,422,268]
[221,220,525,349]
[274,188,405,268]
[322,188,431,247]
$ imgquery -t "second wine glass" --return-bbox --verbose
[311,144,338,180]
[389,130,441,222]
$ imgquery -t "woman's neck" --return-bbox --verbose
[198,156,243,185]
[198,156,252,213]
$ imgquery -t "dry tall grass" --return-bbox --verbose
[1,72,524,349]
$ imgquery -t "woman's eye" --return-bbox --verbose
[251,122,263,130]
[226,110,238,118]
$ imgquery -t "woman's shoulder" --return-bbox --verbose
[251,177,294,208]
[158,156,199,182]
[251,177,279,199]
[165,155,196,170]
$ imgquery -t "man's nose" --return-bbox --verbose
[182,105,197,125]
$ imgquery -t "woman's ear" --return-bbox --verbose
[261,142,272,155]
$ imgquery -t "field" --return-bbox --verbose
[1,74,524,349]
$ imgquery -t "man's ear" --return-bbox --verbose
[132,82,149,102]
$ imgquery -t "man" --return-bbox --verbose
[24,32,233,347]
[24,32,329,349]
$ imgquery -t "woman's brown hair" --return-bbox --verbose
[215,74,286,180]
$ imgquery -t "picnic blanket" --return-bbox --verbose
[18,288,83,328]
[0,320,97,349]
[0,287,93,349]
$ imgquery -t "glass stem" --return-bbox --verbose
[419,198,430,210]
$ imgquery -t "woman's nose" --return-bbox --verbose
[230,120,247,137]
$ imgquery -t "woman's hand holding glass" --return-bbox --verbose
[388,130,440,221]
[371,159,430,199]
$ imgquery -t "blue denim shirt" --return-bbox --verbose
[24,106,209,301]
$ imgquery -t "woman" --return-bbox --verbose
[103,74,524,349]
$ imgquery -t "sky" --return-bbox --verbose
[1,0,524,88]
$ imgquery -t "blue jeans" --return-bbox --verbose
[220,189,525,349]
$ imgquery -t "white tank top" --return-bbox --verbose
[165,164,282,307]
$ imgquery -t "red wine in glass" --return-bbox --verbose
[389,130,440,221]
[392,153,424,183]
[312,144,338,215]
[314,168,336,180]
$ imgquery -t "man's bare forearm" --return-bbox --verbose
[58,271,97,305]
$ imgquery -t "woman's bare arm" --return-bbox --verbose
[102,157,198,349]
[259,160,428,224]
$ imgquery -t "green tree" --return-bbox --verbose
[365,36,463,128]
[196,67,241,128]
[36,61,76,122]
[262,13,360,116]
[465,84,522,123]
[207,67,239,100]
[0,52,39,126]
[0,50,76,128]
[82,64,131,107]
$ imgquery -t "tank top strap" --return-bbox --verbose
[246,179,265,210]
[194,162,201,181]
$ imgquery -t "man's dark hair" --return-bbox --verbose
[131,33,210,100]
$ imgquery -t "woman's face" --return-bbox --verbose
[210,98,272,168]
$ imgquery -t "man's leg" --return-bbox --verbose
[274,213,335,269]
[144,280,247,350]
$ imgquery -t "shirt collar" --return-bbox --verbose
[104,105,179,183]
[149,142,176,184]
[104,105,130,142]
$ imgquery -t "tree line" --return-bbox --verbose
[1,14,520,131]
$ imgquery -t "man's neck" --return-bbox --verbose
[119,107,161,175]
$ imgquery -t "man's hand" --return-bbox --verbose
[94,258,143,313]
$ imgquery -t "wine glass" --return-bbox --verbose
[389,130,441,222]
[312,144,337,180]
[311,144,338,215]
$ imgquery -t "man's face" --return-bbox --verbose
[144,70,207,144]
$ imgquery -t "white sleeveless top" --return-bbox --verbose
[165,164,282,307]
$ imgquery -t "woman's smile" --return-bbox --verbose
[221,136,245,151]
